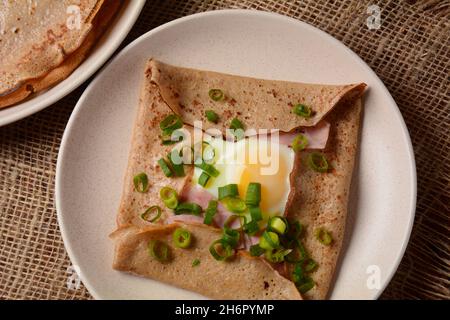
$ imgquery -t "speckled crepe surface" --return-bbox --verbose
[0,1,103,96]
[0,0,448,300]
[112,223,302,300]
[0,0,122,109]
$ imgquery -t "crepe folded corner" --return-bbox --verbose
[0,0,122,109]
[111,223,302,300]
[111,58,366,299]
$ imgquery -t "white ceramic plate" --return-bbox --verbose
[56,10,416,300]
[0,0,145,127]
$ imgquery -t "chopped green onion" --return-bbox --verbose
[158,158,173,177]
[249,244,265,257]
[174,202,202,216]
[243,220,259,234]
[148,240,170,262]
[192,259,201,267]
[140,205,162,223]
[198,172,210,187]
[292,134,308,152]
[292,104,312,118]
[168,151,185,177]
[160,187,178,209]
[205,110,219,123]
[297,276,315,294]
[222,227,240,248]
[307,152,329,173]
[218,184,239,200]
[265,248,292,263]
[259,231,279,250]
[173,228,192,249]
[203,200,218,225]
[160,114,183,136]
[285,241,309,263]
[230,118,245,140]
[230,117,244,130]
[202,142,216,164]
[292,262,315,293]
[133,172,149,193]
[268,216,288,234]
[304,258,318,272]
[195,160,220,177]
[249,206,262,222]
[222,197,247,213]
[162,129,185,145]
[287,220,303,239]
[315,227,333,245]
[209,239,234,261]
[208,89,224,101]
[245,182,261,206]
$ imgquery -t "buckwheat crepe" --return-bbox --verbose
[111,59,365,299]
[0,0,121,108]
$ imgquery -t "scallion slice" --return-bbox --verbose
[218,184,239,200]
[297,276,315,294]
[259,231,279,250]
[292,134,308,152]
[243,220,259,234]
[173,228,192,249]
[315,227,333,245]
[140,205,162,223]
[265,248,292,263]
[268,216,288,235]
[203,200,218,225]
[249,206,262,222]
[160,114,183,136]
[307,152,329,173]
[174,202,202,216]
[133,172,149,193]
[249,244,265,257]
[222,227,240,248]
[209,239,234,261]
[198,172,210,187]
[222,197,247,213]
[159,187,178,209]
[148,240,170,262]
[292,104,312,118]
[205,110,219,123]
[245,182,261,206]
[192,259,201,267]
[230,118,245,141]
[158,158,173,177]
[304,258,318,272]
[208,89,224,101]
[195,160,220,177]
[168,151,185,177]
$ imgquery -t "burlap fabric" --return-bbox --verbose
[0,0,448,300]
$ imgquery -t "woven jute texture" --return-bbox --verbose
[0,0,449,300]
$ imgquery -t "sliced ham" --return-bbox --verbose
[279,121,330,150]
[177,185,236,229]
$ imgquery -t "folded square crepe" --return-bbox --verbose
[111,59,366,299]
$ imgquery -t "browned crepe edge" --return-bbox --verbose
[286,98,363,299]
[148,59,366,132]
[0,0,122,109]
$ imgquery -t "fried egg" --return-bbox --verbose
[193,134,295,216]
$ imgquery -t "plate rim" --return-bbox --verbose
[56,9,417,300]
[0,0,146,127]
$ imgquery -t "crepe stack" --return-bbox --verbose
[111,59,366,299]
[0,0,122,109]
